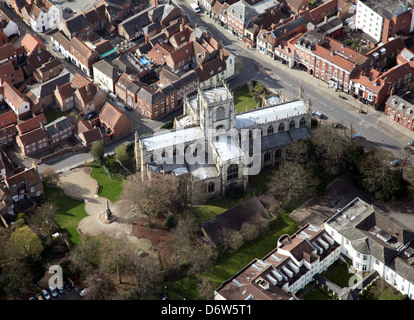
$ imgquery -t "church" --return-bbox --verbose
[135,82,313,203]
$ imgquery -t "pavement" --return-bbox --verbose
[57,167,157,260]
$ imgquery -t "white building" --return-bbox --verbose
[24,0,62,33]
[355,0,384,43]
[215,223,340,300]
[325,197,414,299]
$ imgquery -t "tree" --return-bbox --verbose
[268,161,319,207]
[68,236,101,277]
[83,270,116,300]
[219,227,244,253]
[121,172,186,226]
[115,144,130,164]
[10,226,43,259]
[90,141,105,165]
[41,166,60,185]
[100,236,136,285]
[26,202,58,245]
[357,152,405,201]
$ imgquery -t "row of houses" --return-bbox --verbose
[215,197,414,300]
[0,99,131,157]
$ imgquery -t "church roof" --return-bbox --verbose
[235,100,307,129]
[213,136,243,162]
[141,126,204,151]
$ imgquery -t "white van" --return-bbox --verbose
[191,2,201,13]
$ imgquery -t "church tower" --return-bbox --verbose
[199,81,236,143]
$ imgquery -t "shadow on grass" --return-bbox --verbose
[43,184,87,244]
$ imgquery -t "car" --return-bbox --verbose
[64,282,73,291]
[85,111,97,120]
[331,123,345,129]
[0,104,7,110]
[79,288,88,297]
[49,286,58,297]
[29,297,36,300]
[35,294,43,300]
[312,110,324,119]
[124,105,132,111]
[408,141,414,146]
[56,284,65,294]
[42,289,51,300]
[191,2,201,12]
[390,159,400,167]
[64,7,73,13]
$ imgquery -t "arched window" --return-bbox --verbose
[275,149,282,158]
[216,107,225,121]
[267,125,274,135]
[299,117,306,127]
[208,182,215,193]
[216,124,225,131]
[264,151,271,162]
[278,123,284,132]
[227,164,238,181]
[289,120,295,129]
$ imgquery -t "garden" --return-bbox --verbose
[233,81,271,114]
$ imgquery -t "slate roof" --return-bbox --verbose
[201,196,271,247]
[64,14,92,35]
[93,59,122,80]
[29,72,71,99]
[227,0,257,22]
[44,116,73,136]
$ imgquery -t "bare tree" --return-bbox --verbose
[218,227,244,253]
[41,166,60,186]
[83,270,116,300]
[26,202,58,245]
[121,172,186,226]
[268,161,319,207]
[99,236,136,285]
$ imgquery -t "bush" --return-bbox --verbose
[164,214,178,230]
[226,185,244,200]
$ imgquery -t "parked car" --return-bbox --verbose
[35,294,43,300]
[312,110,324,119]
[124,105,132,111]
[390,159,400,167]
[64,282,73,291]
[331,123,345,129]
[56,284,65,294]
[64,7,73,13]
[29,297,36,300]
[79,288,88,297]
[85,111,97,120]
[49,286,58,297]
[42,289,51,300]
[408,140,414,146]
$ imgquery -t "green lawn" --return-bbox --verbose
[90,158,124,203]
[192,168,276,224]
[44,108,64,123]
[233,86,258,114]
[44,184,87,245]
[322,260,355,288]
[301,286,336,300]
[168,213,299,299]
